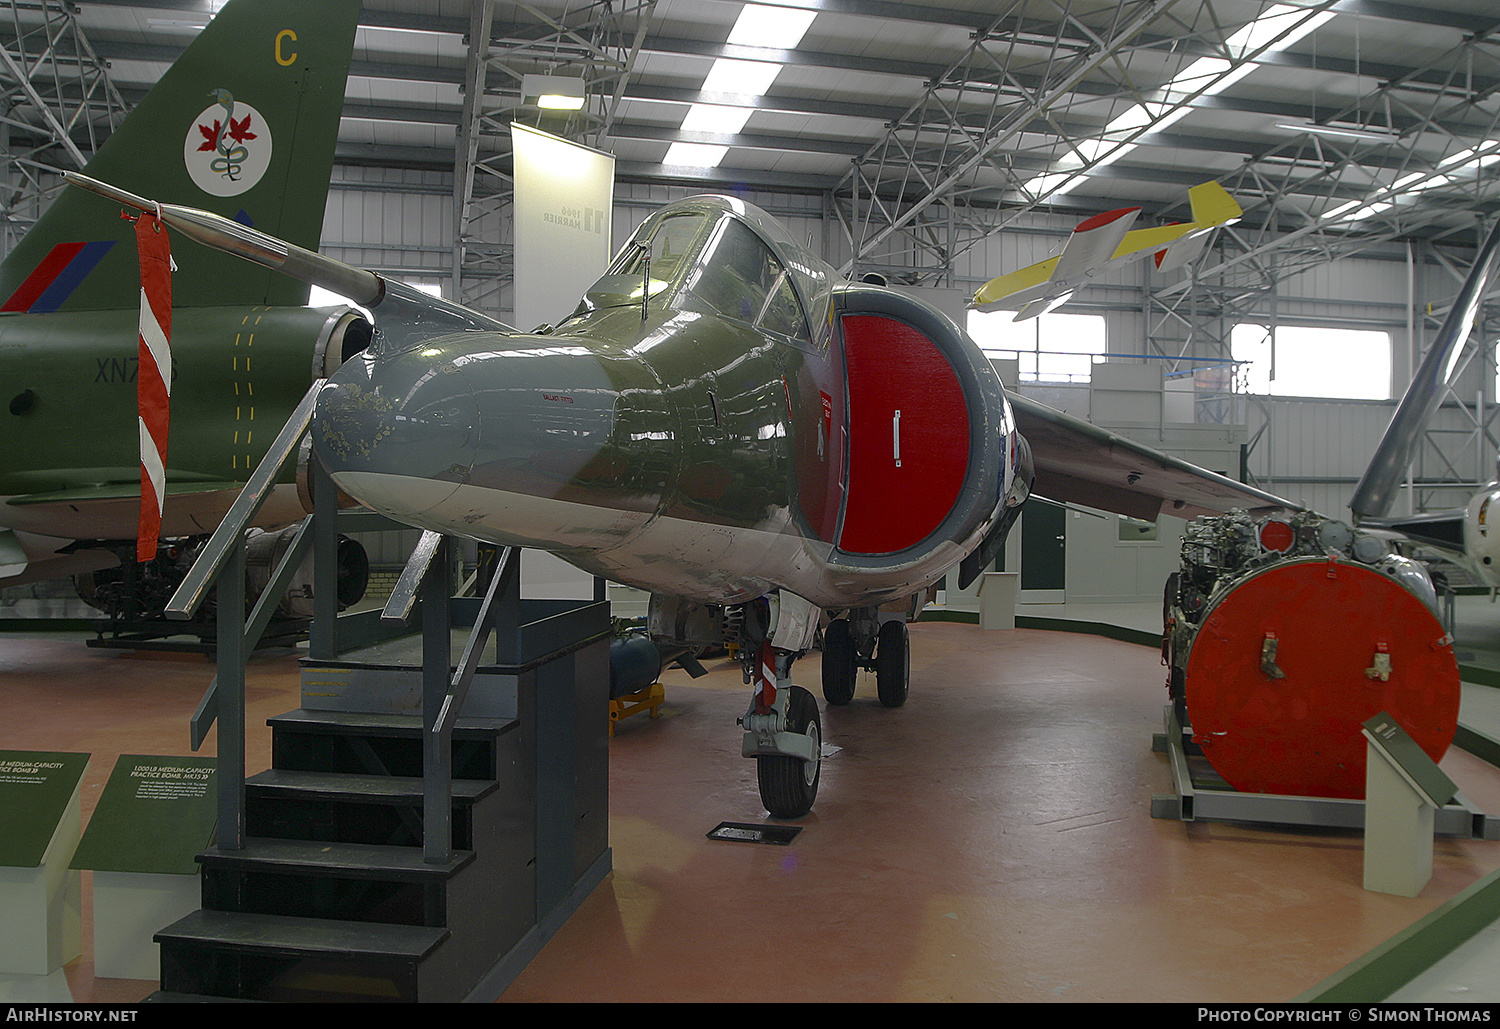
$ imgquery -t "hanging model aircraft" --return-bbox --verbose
[67,172,1301,819]
[0,0,369,621]
[970,180,1243,321]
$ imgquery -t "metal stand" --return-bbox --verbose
[609,683,665,737]
[1151,705,1500,839]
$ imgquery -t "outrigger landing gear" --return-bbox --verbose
[737,592,823,819]
[875,619,909,708]
[821,607,910,708]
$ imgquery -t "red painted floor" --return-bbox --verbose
[2,621,1499,1002]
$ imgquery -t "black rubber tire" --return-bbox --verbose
[757,685,821,819]
[821,619,857,705]
[875,619,910,709]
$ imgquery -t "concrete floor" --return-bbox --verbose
[3,608,1500,1003]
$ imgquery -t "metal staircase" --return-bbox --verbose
[145,382,611,1002]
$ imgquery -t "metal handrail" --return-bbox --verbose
[162,379,322,851]
[439,546,515,737]
[188,514,315,749]
[422,544,517,863]
[382,529,443,624]
[165,380,323,619]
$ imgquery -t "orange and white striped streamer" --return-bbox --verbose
[135,211,173,562]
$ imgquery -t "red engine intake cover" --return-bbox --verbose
[1183,558,1459,799]
[838,313,970,554]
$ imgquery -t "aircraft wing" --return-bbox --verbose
[1356,510,1467,554]
[4,480,248,507]
[1010,391,1301,522]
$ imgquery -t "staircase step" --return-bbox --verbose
[156,909,453,1002]
[245,768,497,804]
[267,708,518,741]
[267,708,519,779]
[157,908,449,959]
[198,837,474,881]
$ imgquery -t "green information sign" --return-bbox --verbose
[0,750,90,868]
[71,755,217,876]
[1362,712,1459,807]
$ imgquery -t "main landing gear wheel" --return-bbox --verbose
[875,619,909,709]
[821,619,857,705]
[757,685,821,819]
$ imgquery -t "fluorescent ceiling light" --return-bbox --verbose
[665,142,729,167]
[522,74,586,111]
[1275,121,1401,143]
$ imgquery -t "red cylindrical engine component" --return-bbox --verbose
[1183,557,1459,799]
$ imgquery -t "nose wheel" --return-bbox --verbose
[756,685,821,819]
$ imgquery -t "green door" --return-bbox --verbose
[1020,502,1066,599]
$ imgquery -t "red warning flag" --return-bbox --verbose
[134,211,173,562]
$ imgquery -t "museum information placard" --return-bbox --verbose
[0,750,90,867]
[71,754,217,875]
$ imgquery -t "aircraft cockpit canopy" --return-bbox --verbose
[679,216,812,347]
[571,203,817,353]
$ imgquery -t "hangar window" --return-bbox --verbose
[966,310,1106,383]
[1231,323,1390,400]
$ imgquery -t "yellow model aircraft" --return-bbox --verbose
[971,181,1242,320]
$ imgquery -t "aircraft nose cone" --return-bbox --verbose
[313,347,478,521]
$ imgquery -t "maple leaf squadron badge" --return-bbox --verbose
[183,89,273,197]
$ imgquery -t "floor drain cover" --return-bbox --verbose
[706,821,801,845]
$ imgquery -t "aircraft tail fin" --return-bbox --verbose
[1350,218,1500,521]
[1148,182,1240,272]
[0,0,359,313]
[1186,180,1242,230]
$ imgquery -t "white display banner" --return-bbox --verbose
[512,123,615,332]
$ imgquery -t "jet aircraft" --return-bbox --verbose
[73,175,1297,819]
[971,181,1243,321]
[0,0,367,613]
[1348,217,1500,584]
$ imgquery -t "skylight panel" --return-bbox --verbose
[1022,4,1335,199]
[701,58,782,97]
[663,3,821,170]
[665,142,729,167]
[681,104,753,135]
[727,4,817,50]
